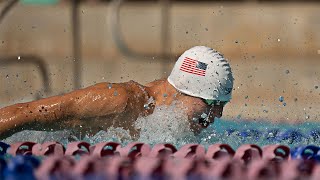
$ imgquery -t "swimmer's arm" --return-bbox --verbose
[67,82,128,118]
[0,82,128,138]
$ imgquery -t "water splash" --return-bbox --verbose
[279,96,284,102]
[2,106,320,150]
[135,104,197,147]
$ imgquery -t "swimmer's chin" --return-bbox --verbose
[200,123,210,128]
[190,116,220,134]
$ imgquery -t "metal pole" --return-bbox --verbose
[110,0,172,62]
[160,0,171,74]
[0,55,52,98]
[0,0,19,25]
[71,0,82,89]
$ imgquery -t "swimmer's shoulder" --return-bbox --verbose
[91,81,144,91]
[84,81,147,97]
[66,82,131,114]
[91,79,162,89]
[68,82,130,102]
[80,80,159,99]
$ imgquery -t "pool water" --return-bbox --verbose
[199,118,320,149]
[2,104,320,150]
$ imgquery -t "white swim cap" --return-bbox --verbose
[168,46,234,102]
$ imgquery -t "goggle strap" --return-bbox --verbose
[204,99,227,106]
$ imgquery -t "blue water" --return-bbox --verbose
[88,118,320,150]
[3,117,320,150]
[197,118,320,149]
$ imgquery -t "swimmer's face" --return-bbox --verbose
[175,94,225,133]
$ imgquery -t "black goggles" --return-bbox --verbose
[203,99,228,107]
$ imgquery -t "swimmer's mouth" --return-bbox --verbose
[198,117,211,128]
[194,117,210,128]
[193,112,215,128]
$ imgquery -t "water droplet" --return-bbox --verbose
[279,96,284,102]
[283,102,287,106]
[113,91,118,96]
[143,104,150,110]
[306,115,310,119]
[108,83,112,89]
[201,113,208,119]
[18,56,20,60]
[6,74,9,78]
[263,110,268,113]
[192,118,198,123]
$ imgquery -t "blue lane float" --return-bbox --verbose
[0,142,10,156]
[3,155,40,180]
[1,141,320,179]
[291,145,320,162]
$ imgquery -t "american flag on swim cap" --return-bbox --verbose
[179,57,207,76]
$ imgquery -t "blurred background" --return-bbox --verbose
[0,0,319,123]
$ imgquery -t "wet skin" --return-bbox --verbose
[0,79,224,139]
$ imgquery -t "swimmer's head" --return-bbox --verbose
[168,46,234,102]
[168,46,233,130]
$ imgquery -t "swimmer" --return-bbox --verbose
[0,46,233,139]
